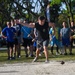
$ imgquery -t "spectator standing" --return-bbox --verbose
[14,19,22,58]
[2,21,16,60]
[21,21,34,57]
[70,21,75,48]
[60,21,73,55]
[49,24,60,55]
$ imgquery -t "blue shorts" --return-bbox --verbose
[50,39,59,46]
[50,35,59,46]
[62,38,71,46]
[33,42,36,47]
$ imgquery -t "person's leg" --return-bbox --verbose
[70,39,73,48]
[17,43,21,57]
[67,38,73,55]
[68,45,72,54]
[51,46,54,54]
[43,46,48,61]
[24,47,28,57]
[23,38,28,57]
[28,39,34,57]
[13,38,18,58]
[55,39,60,55]
[33,48,40,62]
[62,38,67,55]
[33,40,42,62]
[14,44,18,58]
[50,40,54,55]
[43,40,49,62]
[7,42,10,59]
[56,46,60,55]
[7,42,13,59]
[17,37,21,58]
[36,48,40,58]
[29,45,34,57]
[64,45,67,55]
[9,47,13,58]
[8,42,14,60]
[59,41,64,55]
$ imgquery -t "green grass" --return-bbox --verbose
[0,47,75,64]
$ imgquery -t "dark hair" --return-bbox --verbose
[38,16,46,20]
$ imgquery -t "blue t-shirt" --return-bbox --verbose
[2,27,16,42]
[49,28,54,35]
[21,26,33,39]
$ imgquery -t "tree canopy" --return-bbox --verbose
[0,0,75,29]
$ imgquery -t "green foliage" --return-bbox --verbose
[50,0,61,6]
[0,0,75,28]
[58,13,68,25]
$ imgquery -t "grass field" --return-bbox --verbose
[0,47,75,64]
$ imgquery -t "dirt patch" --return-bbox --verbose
[0,61,75,75]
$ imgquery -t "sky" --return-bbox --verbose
[32,0,66,13]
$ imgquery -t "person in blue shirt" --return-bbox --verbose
[49,24,60,55]
[21,22,34,57]
[2,21,16,60]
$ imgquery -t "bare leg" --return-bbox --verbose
[68,45,72,55]
[24,47,28,57]
[43,46,48,61]
[64,46,67,55]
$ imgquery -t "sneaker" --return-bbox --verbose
[29,54,35,57]
[39,53,42,56]
[25,54,28,57]
[45,60,49,63]
[32,57,38,62]
[56,52,60,55]
[31,55,35,57]
[12,57,16,60]
[69,53,73,55]
[64,53,67,55]
[17,55,21,58]
[8,57,12,60]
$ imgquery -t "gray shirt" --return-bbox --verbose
[60,28,71,38]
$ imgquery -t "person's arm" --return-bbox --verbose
[20,22,35,28]
[1,28,7,39]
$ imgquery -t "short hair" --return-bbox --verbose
[38,16,46,20]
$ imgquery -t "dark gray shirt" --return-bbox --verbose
[60,28,71,38]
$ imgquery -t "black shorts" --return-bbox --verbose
[23,38,33,47]
[14,38,18,45]
[7,41,14,48]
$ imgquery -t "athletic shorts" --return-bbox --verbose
[7,41,14,48]
[23,38,33,47]
[50,39,59,46]
[14,36,21,45]
[36,39,49,49]
[14,38,18,45]
[62,37,71,46]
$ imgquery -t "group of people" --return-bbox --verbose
[1,16,75,63]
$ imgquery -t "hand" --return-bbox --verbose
[32,39,35,42]
[27,34,30,37]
